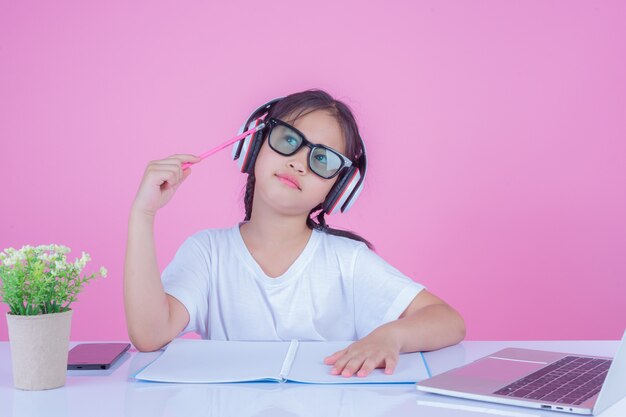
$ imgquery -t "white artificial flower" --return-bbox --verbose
[74,251,91,270]
[99,267,108,277]
[57,245,71,255]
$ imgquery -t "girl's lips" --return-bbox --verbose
[276,174,301,190]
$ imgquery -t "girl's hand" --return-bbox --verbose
[131,154,200,217]
[323,327,402,377]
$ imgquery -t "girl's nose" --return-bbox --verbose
[287,149,308,174]
[287,159,306,174]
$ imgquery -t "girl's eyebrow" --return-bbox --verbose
[278,119,311,141]
[280,118,346,153]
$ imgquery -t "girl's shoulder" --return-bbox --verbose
[315,229,370,254]
[183,224,240,248]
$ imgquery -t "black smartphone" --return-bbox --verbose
[67,342,131,370]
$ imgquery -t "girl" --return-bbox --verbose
[124,89,465,378]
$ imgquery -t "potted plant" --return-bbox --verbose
[0,244,107,390]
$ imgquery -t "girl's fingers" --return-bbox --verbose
[150,155,199,179]
[158,170,178,190]
[331,350,363,376]
[324,349,347,365]
[340,356,367,377]
[133,155,198,215]
[356,357,380,377]
[155,169,180,189]
[180,167,192,181]
[165,154,201,170]
[171,167,192,191]
[355,354,397,377]
[148,163,183,186]
[330,355,351,375]
[384,355,398,375]
[149,156,199,171]
[326,343,366,375]
[327,346,397,378]
[165,154,201,162]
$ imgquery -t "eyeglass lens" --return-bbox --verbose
[268,123,344,179]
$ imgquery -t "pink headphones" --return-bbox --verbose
[231,97,367,214]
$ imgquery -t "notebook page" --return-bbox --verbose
[135,339,291,383]
[286,341,430,384]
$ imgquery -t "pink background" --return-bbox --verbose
[1,1,625,342]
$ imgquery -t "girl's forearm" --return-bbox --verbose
[123,208,172,351]
[380,304,466,353]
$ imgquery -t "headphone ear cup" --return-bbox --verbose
[233,96,283,173]
[241,130,265,174]
[233,118,265,173]
[323,167,361,215]
[233,135,251,172]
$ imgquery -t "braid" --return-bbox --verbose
[305,216,316,230]
[306,204,374,249]
[316,210,328,230]
[306,204,324,231]
[243,173,255,221]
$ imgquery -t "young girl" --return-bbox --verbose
[124,89,465,378]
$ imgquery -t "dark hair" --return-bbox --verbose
[243,89,373,249]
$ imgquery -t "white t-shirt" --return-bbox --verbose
[161,223,425,341]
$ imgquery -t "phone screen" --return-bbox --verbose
[67,343,131,370]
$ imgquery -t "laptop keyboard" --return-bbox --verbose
[494,355,611,405]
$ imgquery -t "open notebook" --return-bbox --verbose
[134,339,430,384]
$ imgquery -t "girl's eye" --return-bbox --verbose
[284,135,299,148]
[314,154,327,166]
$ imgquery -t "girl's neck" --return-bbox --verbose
[241,206,312,247]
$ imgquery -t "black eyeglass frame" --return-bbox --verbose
[264,117,353,180]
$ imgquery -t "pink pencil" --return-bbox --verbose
[182,115,267,170]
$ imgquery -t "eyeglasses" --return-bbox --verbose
[265,118,352,179]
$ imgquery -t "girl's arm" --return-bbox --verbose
[124,154,199,352]
[324,289,465,377]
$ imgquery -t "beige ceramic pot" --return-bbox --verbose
[6,309,72,390]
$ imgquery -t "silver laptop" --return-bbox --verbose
[416,330,626,415]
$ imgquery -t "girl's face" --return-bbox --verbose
[253,109,346,216]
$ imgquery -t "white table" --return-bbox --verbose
[1,340,624,417]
